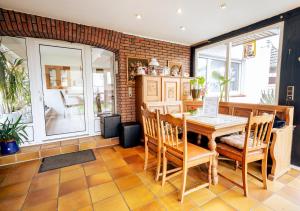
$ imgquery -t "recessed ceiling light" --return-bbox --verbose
[177,8,182,14]
[220,3,227,9]
[136,14,142,19]
[180,26,186,31]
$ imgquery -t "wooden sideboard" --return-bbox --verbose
[135,75,192,124]
[183,100,294,180]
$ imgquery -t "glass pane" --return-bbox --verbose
[0,37,32,123]
[92,48,115,117]
[40,45,85,135]
[196,44,227,98]
[229,27,281,104]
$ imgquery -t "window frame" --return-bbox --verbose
[194,22,284,104]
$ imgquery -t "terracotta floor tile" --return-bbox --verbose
[84,163,107,176]
[200,198,236,211]
[252,204,273,211]
[60,163,82,172]
[115,174,143,191]
[263,194,300,211]
[219,189,259,211]
[0,181,31,200]
[185,188,217,206]
[277,185,300,206]
[159,191,199,210]
[29,173,59,192]
[0,195,26,211]
[123,154,144,164]
[146,180,176,197]
[89,181,119,203]
[109,165,133,179]
[59,177,88,196]
[287,168,300,177]
[122,185,154,209]
[133,200,165,211]
[277,174,295,184]
[0,169,35,187]
[101,151,123,161]
[104,158,127,170]
[86,172,112,187]
[128,162,144,173]
[287,177,300,190]
[78,205,94,211]
[22,199,57,211]
[58,189,91,211]
[60,167,85,183]
[23,185,58,208]
[266,180,284,192]
[93,194,129,211]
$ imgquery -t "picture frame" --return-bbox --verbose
[127,57,149,84]
[243,41,256,58]
[167,60,182,76]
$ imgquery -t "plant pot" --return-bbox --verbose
[0,140,19,155]
[191,89,201,100]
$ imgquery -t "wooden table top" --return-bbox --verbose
[173,113,248,129]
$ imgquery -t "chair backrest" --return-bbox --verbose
[244,112,275,152]
[159,113,187,162]
[141,107,160,147]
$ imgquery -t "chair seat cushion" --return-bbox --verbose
[217,143,263,159]
[220,133,253,150]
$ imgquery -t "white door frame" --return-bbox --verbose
[27,38,91,142]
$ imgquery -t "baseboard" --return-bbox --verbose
[291,164,300,171]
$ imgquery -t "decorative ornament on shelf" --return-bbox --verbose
[168,60,182,76]
[149,58,159,76]
[160,66,170,76]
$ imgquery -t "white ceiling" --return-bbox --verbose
[1,0,300,45]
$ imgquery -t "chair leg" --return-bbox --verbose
[155,150,161,181]
[162,151,167,187]
[208,157,212,187]
[144,143,148,171]
[235,161,239,171]
[242,161,248,197]
[180,167,188,203]
[262,158,268,189]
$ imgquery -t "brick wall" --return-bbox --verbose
[0,8,190,122]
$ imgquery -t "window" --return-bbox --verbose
[92,48,115,117]
[194,24,282,105]
[0,37,32,123]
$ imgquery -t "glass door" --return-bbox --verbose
[30,40,88,141]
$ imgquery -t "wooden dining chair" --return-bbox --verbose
[141,107,162,181]
[216,112,275,196]
[160,113,214,203]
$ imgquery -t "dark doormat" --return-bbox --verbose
[38,149,96,173]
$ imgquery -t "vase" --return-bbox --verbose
[0,140,19,155]
[191,89,201,100]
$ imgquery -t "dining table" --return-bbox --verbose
[173,113,248,185]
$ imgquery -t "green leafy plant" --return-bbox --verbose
[260,89,275,104]
[211,70,231,101]
[0,115,28,145]
[0,47,28,113]
[190,76,206,89]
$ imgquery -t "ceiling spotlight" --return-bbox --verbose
[220,3,227,9]
[177,8,182,14]
[136,14,142,19]
[180,26,186,31]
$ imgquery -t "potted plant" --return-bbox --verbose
[212,70,231,101]
[0,115,27,155]
[0,46,28,122]
[190,76,206,100]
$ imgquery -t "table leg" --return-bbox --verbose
[208,135,218,185]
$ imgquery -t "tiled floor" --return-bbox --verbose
[0,145,300,211]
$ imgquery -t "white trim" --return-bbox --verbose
[291,164,300,171]
[275,22,285,104]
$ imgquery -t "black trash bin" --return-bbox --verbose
[100,114,121,139]
[120,122,141,148]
